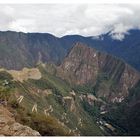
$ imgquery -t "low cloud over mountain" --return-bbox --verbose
[0,4,140,39]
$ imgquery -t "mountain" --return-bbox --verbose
[0,66,103,136]
[0,29,140,71]
[60,29,140,71]
[89,29,140,72]
[57,42,140,102]
[0,30,140,136]
[0,31,68,70]
[103,80,140,135]
[57,43,140,135]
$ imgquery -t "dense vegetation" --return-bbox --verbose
[102,80,140,135]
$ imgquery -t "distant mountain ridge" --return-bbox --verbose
[0,29,140,71]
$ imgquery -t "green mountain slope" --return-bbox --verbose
[0,42,140,136]
[0,65,103,136]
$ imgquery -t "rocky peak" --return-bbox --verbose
[57,42,140,101]
[57,42,99,85]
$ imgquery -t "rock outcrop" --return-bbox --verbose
[63,96,76,112]
[0,105,40,136]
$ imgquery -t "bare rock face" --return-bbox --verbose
[57,42,140,101]
[0,106,40,136]
[57,42,99,85]
[119,65,140,95]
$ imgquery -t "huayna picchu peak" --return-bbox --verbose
[57,42,140,102]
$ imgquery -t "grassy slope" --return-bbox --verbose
[0,66,103,136]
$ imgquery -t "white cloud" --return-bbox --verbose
[9,19,36,32]
[109,23,130,40]
[0,4,140,38]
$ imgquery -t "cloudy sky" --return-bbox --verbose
[0,4,140,39]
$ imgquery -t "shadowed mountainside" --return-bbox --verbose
[0,29,140,71]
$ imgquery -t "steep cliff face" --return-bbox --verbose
[57,43,140,101]
[57,43,99,85]
[97,54,140,101]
